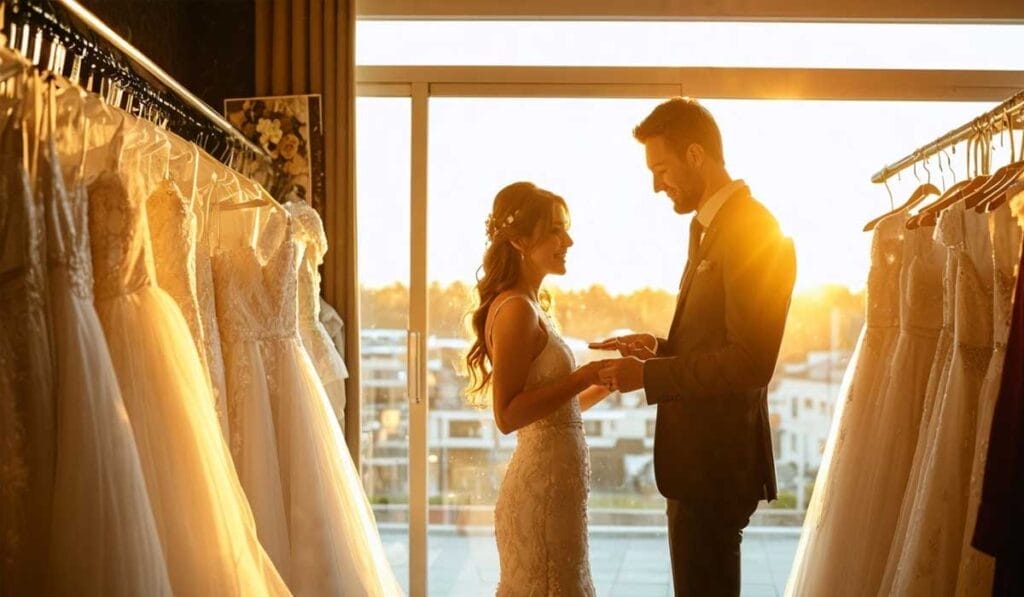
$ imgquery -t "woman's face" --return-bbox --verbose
[524,203,573,277]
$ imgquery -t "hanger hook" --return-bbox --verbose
[883,177,894,211]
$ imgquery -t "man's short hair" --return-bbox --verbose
[633,97,725,165]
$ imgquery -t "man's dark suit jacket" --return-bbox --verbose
[643,185,796,505]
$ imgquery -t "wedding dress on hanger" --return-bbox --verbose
[785,212,904,597]
[213,201,403,596]
[287,199,348,426]
[888,200,994,595]
[0,70,55,597]
[83,108,289,596]
[837,218,944,593]
[879,203,963,594]
[192,152,231,438]
[956,199,1022,595]
[45,81,171,596]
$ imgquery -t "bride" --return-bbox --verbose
[465,181,612,596]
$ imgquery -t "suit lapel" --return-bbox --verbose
[665,191,749,342]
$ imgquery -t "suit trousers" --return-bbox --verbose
[666,497,758,597]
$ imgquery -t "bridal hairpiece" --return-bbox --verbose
[485,209,520,242]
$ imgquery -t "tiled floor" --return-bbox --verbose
[382,527,799,596]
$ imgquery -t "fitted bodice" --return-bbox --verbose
[947,202,994,351]
[518,310,582,435]
[865,212,905,328]
[899,223,945,334]
[212,214,299,343]
[87,124,161,301]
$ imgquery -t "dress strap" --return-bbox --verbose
[486,294,544,349]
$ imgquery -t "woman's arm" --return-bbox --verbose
[490,297,602,434]
[578,384,611,412]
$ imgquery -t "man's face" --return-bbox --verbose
[643,136,705,214]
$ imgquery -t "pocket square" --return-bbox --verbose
[696,259,715,274]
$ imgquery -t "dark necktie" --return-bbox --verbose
[688,217,705,262]
[680,217,704,290]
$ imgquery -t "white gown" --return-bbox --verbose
[288,200,349,426]
[785,212,904,597]
[887,201,994,596]
[213,205,403,596]
[86,114,289,596]
[45,86,172,596]
[0,81,56,597]
[837,218,945,593]
[955,200,1021,596]
[490,295,595,597]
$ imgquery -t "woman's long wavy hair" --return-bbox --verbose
[465,182,567,406]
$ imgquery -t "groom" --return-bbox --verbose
[592,97,796,596]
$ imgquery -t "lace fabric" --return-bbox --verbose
[886,201,995,596]
[44,89,172,595]
[86,114,289,596]
[488,295,595,596]
[785,211,904,597]
[0,84,55,597]
[214,206,403,596]
[955,201,1022,596]
[286,200,349,425]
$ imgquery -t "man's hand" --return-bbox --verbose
[597,357,645,393]
[588,333,658,361]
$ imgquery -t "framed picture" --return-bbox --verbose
[224,94,325,214]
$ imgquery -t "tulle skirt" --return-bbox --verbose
[300,321,348,426]
[887,339,992,596]
[837,326,940,594]
[46,271,172,596]
[95,285,289,597]
[785,324,899,597]
[954,343,1007,596]
[223,333,402,597]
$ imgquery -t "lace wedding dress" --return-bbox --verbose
[837,219,944,593]
[86,114,288,596]
[785,212,904,597]
[0,80,55,597]
[955,200,1021,595]
[45,86,171,596]
[887,201,994,595]
[489,295,594,596]
[288,200,349,425]
[213,205,402,596]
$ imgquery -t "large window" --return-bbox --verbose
[356,90,996,594]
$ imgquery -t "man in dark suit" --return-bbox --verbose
[592,97,796,596]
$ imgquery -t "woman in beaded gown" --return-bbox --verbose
[82,107,288,596]
[955,198,1021,595]
[785,211,905,597]
[213,201,403,596]
[45,81,171,596]
[465,183,613,596]
[287,199,349,426]
[887,200,994,595]
[836,217,945,593]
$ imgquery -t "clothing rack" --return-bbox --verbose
[872,89,1024,184]
[0,0,279,182]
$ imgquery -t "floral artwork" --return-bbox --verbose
[224,94,325,214]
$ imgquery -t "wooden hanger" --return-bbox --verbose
[864,181,939,231]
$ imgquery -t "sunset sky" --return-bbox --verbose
[355,21,1021,295]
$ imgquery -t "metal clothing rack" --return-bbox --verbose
[1,0,278,178]
[871,89,1024,184]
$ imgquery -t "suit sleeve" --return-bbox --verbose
[643,223,796,404]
